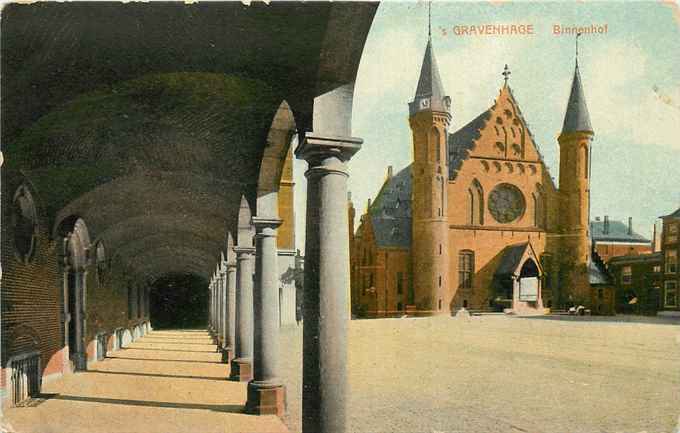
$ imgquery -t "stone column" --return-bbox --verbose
[246,217,284,416]
[223,262,237,363]
[296,133,362,433]
[220,267,228,356]
[212,280,215,333]
[230,246,255,382]
[218,272,225,349]
[74,270,88,371]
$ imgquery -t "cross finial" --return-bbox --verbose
[502,64,511,85]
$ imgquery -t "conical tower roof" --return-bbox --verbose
[410,38,449,115]
[562,62,593,134]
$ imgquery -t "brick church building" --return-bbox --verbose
[350,34,610,317]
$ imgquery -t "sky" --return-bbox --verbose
[293,0,680,250]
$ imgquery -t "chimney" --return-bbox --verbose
[628,217,633,235]
[387,165,393,179]
[604,215,610,235]
[652,220,662,252]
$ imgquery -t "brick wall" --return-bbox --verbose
[2,178,64,378]
[2,175,149,393]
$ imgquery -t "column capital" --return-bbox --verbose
[251,216,283,230]
[295,133,362,166]
[234,246,256,257]
[226,261,238,270]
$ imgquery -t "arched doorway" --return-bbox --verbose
[518,258,540,304]
[60,217,91,371]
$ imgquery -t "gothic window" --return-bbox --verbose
[12,185,38,263]
[431,127,440,162]
[440,177,445,215]
[468,180,484,226]
[533,188,545,228]
[583,146,589,178]
[488,183,526,224]
[96,242,108,286]
[397,272,404,294]
[459,250,474,289]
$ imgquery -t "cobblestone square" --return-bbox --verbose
[281,315,680,433]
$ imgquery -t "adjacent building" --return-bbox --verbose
[591,216,652,264]
[608,253,663,315]
[660,207,680,313]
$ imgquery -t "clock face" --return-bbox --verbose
[419,98,430,109]
[488,183,526,224]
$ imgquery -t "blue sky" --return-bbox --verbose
[294,0,680,249]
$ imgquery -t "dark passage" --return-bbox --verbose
[149,273,208,329]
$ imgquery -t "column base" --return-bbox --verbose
[221,347,233,363]
[245,381,286,417]
[73,353,87,371]
[229,357,252,382]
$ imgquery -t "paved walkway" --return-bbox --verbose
[2,330,289,433]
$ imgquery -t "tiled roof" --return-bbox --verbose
[562,62,593,134]
[495,242,530,276]
[368,165,412,248]
[590,220,650,243]
[414,39,447,111]
[448,109,491,180]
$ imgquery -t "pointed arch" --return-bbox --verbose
[534,183,546,229]
[430,127,441,162]
[582,145,589,179]
[467,179,484,226]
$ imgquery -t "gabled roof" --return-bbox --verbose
[367,166,412,248]
[494,242,542,277]
[561,62,593,134]
[590,220,650,243]
[446,85,556,190]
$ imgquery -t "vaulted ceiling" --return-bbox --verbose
[2,1,378,284]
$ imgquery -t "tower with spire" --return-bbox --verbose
[408,26,452,314]
[558,37,594,304]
